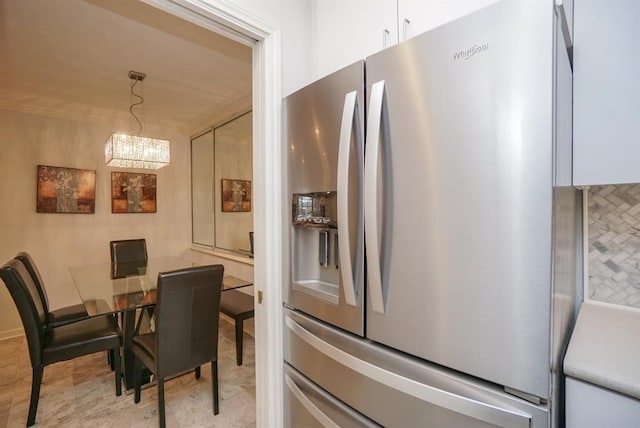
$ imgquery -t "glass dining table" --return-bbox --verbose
[69,256,252,389]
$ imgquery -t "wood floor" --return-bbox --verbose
[0,318,256,427]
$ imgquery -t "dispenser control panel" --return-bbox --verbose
[292,192,337,228]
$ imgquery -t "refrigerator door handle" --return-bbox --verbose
[285,374,342,428]
[337,91,362,306]
[365,80,385,313]
[286,314,533,428]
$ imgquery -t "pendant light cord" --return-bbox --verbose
[129,78,144,136]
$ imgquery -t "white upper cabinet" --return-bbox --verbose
[397,0,499,42]
[573,0,640,185]
[313,0,501,79]
[314,0,397,79]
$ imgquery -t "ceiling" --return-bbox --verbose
[0,0,253,136]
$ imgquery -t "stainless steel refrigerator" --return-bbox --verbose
[283,0,578,426]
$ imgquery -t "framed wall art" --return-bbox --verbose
[111,172,157,213]
[221,179,251,212]
[36,165,96,213]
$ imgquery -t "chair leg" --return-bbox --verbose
[27,366,43,426]
[108,349,115,371]
[133,356,141,404]
[158,377,166,428]
[108,313,118,371]
[235,318,244,366]
[195,365,201,379]
[113,347,122,396]
[212,360,219,415]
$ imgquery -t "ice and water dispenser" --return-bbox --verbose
[291,191,340,304]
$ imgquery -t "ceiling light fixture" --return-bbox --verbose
[105,71,170,169]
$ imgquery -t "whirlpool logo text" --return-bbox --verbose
[452,42,489,60]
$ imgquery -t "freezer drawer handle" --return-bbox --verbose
[365,81,386,314]
[337,90,363,306]
[286,315,532,428]
[285,374,341,428]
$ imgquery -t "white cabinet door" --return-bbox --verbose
[314,0,397,79]
[313,0,504,80]
[573,0,640,185]
[397,0,499,42]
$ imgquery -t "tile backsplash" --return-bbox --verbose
[588,184,640,308]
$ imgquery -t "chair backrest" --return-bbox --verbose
[15,251,51,314]
[0,259,47,367]
[154,264,224,378]
[110,239,148,263]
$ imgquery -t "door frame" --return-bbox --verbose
[140,0,284,425]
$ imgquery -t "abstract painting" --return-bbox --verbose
[37,165,96,213]
[111,172,157,213]
[221,179,251,212]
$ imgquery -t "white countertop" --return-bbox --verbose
[564,301,640,400]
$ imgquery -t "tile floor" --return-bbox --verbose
[0,317,256,427]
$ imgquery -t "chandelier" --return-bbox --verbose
[105,71,170,169]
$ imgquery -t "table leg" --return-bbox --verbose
[122,308,150,389]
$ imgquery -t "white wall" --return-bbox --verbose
[229,0,314,95]
[0,109,193,337]
[184,248,254,284]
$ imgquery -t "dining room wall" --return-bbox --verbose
[0,108,195,337]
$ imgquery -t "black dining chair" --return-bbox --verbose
[16,251,115,370]
[109,238,151,333]
[132,264,224,428]
[0,259,122,427]
[110,238,148,264]
[15,251,89,328]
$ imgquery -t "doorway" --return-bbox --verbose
[144,1,283,426]
[0,0,283,424]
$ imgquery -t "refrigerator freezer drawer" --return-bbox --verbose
[284,364,381,428]
[284,308,550,428]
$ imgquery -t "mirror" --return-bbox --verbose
[214,111,253,253]
[191,130,215,247]
[191,111,253,258]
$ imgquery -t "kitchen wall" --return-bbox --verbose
[230,0,314,95]
[0,109,194,337]
[588,184,640,309]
